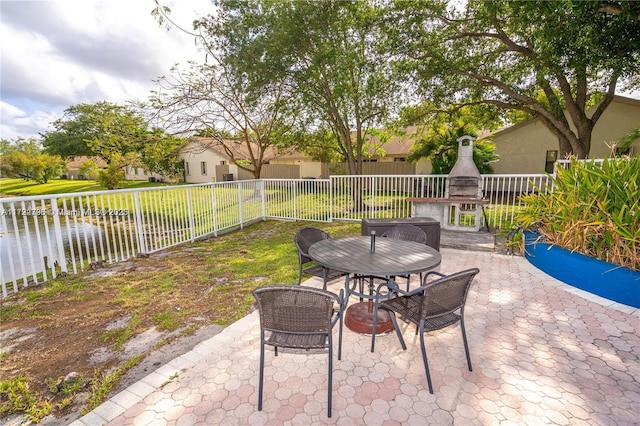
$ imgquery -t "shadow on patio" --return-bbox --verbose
[73,248,639,425]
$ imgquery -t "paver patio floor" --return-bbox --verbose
[72,249,640,425]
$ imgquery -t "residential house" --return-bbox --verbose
[275,98,640,178]
[271,128,431,178]
[179,138,237,183]
[65,157,163,182]
[491,96,640,174]
[123,165,165,182]
[64,156,107,180]
[179,137,300,183]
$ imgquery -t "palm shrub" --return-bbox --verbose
[516,155,639,271]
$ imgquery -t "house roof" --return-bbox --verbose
[66,156,107,169]
[364,129,417,157]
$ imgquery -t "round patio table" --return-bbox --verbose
[308,235,441,341]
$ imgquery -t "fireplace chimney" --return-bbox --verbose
[445,136,483,199]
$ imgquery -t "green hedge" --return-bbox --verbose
[517,156,639,271]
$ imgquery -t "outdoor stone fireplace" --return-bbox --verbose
[408,135,488,232]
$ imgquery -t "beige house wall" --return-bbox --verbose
[124,166,162,182]
[588,98,640,157]
[493,96,640,174]
[181,147,233,183]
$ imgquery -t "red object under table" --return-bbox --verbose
[308,236,442,337]
[344,300,395,334]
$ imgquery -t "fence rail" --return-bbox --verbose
[1,173,551,296]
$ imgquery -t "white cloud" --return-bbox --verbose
[0,101,58,140]
[0,0,215,141]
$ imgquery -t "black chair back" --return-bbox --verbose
[295,227,331,265]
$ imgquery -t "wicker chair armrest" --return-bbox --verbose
[422,271,446,282]
[404,285,431,297]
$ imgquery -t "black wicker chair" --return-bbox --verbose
[381,224,429,291]
[252,285,344,417]
[373,268,479,393]
[295,227,348,290]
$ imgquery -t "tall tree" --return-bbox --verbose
[138,128,186,182]
[390,0,640,158]
[205,0,403,175]
[42,102,187,179]
[42,102,144,160]
[147,60,299,179]
[0,137,42,157]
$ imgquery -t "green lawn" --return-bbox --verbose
[0,178,178,196]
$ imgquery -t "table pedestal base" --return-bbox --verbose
[345,302,395,334]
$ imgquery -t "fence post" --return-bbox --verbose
[258,180,266,220]
[133,192,148,254]
[51,197,68,275]
[293,180,298,221]
[329,177,334,222]
[237,182,244,229]
[186,187,196,243]
[1,203,19,294]
[209,185,218,237]
[369,175,376,217]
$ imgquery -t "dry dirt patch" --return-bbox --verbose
[1,219,355,425]
[0,251,245,425]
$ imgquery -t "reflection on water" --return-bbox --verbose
[0,217,107,283]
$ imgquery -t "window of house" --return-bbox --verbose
[394,157,406,162]
[201,161,207,175]
[545,150,558,174]
[220,160,226,165]
[184,162,190,176]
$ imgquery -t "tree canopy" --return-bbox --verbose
[146,0,640,176]
[41,101,187,181]
[0,138,67,184]
[147,59,301,179]
[42,102,146,160]
[201,0,403,175]
[389,0,640,158]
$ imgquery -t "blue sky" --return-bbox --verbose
[0,0,215,141]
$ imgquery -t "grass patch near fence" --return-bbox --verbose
[0,219,360,424]
[0,178,174,197]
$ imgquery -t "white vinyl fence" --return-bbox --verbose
[1,173,551,296]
